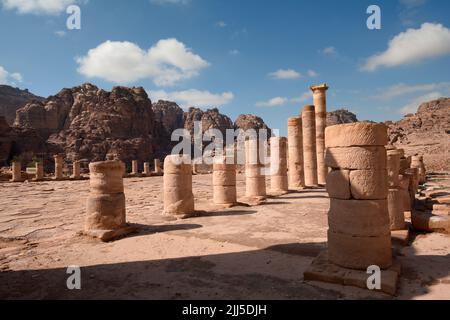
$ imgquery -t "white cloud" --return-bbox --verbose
[0,66,23,85]
[256,92,312,107]
[268,69,301,80]
[229,49,239,56]
[320,46,337,56]
[77,38,209,86]
[256,97,288,107]
[399,91,444,114]
[378,82,450,100]
[216,21,227,28]
[149,89,234,108]
[362,23,450,71]
[307,70,319,77]
[1,0,78,15]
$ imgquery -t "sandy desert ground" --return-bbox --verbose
[0,174,449,300]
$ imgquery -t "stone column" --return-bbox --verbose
[154,159,162,174]
[54,155,63,180]
[287,117,305,190]
[302,105,318,187]
[311,84,329,185]
[411,156,426,184]
[131,160,139,176]
[405,167,420,204]
[10,161,22,182]
[71,161,81,179]
[163,155,195,218]
[213,156,237,207]
[245,138,266,200]
[270,136,288,194]
[387,149,405,230]
[325,122,392,269]
[85,160,132,241]
[34,161,44,181]
[143,162,151,176]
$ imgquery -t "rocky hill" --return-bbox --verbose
[0,85,44,125]
[386,98,450,171]
[327,109,358,126]
[2,83,272,167]
[14,83,159,164]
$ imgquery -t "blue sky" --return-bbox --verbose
[0,0,449,135]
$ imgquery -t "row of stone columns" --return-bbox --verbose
[131,159,162,176]
[9,156,81,182]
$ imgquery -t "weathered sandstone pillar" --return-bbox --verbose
[310,84,329,185]
[71,161,81,179]
[270,136,288,194]
[245,138,266,200]
[34,161,44,181]
[325,122,392,269]
[53,155,63,180]
[131,160,139,176]
[405,167,420,206]
[213,156,237,206]
[411,156,426,184]
[143,162,151,176]
[154,159,162,174]
[387,149,405,230]
[163,155,195,218]
[85,160,132,241]
[302,105,318,187]
[10,161,22,182]
[287,117,305,190]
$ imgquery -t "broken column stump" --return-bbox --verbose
[163,155,195,219]
[84,160,135,241]
[305,122,399,295]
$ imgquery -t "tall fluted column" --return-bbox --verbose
[302,105,318,187]
[287,117,305,190]
[311,84,329,185]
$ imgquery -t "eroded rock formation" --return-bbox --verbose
[386,98,450,171]
[0,85,44,125]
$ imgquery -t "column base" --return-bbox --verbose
[83,224,138,242]
[304,250,401,296]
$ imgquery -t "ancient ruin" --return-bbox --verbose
[84,160,134,241]
[53,154,63,180]
[302,105,318,187]
[212,156,238,207]
[163,155,195,218]
[270,137,289,194]
[287,117,305,190]
[244,138,267,201]
[311,84,329,186]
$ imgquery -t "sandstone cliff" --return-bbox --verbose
[14,83,159,164]
[386,98,450,171]
[327,109,358,126]
[0,85,44,125]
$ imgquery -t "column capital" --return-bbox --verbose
[310,83,329,92]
